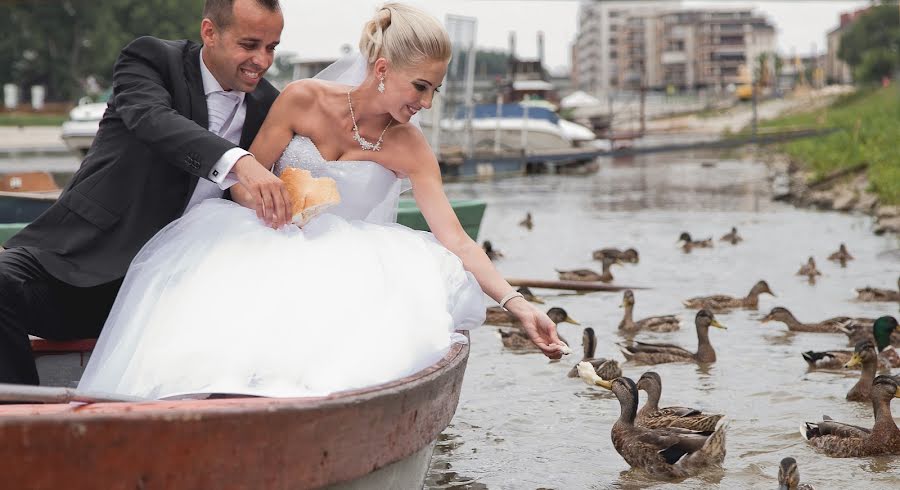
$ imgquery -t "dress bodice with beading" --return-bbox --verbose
[273,135,402,224]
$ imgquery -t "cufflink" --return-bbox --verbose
[212,170,219,177]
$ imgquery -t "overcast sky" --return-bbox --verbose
[279,1,871,73]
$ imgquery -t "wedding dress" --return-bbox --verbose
[77,135,485,399]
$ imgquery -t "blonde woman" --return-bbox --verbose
[79,3,565,399]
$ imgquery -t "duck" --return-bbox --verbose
[759,307,856,333]
[557,256,619,283]
[566,327,621,380]
[498,307,577,350]
[778,457,816,490]
[841,317,899,347]
[482,240,503,261]
[827,243,853,268]
[518,212,533,230]
[795,257,821,282]
[635,372,724,432]
[486,302,568,327]
[802,375,900,457]
[575,369,727,478]
[855,275,900,302]
[592,247,639,264]
[677,232,713,253]
[618,289,680,333]
[719,227,742,245]
[683,280,775,312]
[617,309,726,365]
[844,340,878,402]
[802,316,899,370]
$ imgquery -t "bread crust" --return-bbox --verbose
[280,168,341,226]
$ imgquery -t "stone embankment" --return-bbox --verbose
[768,154,899,235]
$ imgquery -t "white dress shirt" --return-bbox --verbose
[183,50,252,213]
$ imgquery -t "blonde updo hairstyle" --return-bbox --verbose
[359,3,452,70]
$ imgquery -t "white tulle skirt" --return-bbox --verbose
[78,199,485,399]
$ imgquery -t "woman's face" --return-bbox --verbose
[382,59,448,123]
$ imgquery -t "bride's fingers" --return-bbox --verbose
[280,186,293,224]
[259,188,271,223]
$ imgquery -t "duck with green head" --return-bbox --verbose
[619,289,680,333]
[618,309,726,365]
[575,369,727,478]
[802,375,900,457]
[566,327,621,380]
[802,316,899,370]
[635,371,724,432]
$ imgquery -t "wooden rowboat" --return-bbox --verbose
[0,337,470,489]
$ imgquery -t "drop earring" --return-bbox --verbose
[377,75,385,93]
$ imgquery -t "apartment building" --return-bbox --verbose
[825,8,870,85]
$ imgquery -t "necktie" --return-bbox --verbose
[208,91,241,136]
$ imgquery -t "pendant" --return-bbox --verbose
[353,129,382,152]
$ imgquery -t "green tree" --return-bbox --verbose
[837,3,900,83]
[0,0,204,102]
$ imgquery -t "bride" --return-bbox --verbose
[78,3,566,399]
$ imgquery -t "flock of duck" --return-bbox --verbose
[481,217,900,487]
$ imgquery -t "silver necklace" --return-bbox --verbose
[347,91,392,152]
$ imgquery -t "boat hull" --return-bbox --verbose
[0,191,57,224]
[0,341,470,489]
[397,198,486,241]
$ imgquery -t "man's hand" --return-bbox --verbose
[233,155,292,228]
[505,297,567,359]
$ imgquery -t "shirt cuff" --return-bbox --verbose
[209,147,250,190]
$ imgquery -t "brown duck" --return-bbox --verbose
[760,307,856,333]
[618,290,680,333]
[855,276,900,302]
[498,307,576,350]
[618,309,726,365]
[683,280,775,312]
[482,240,503,261]
[802,316,899,370]
[795,257,821,283]
[719,227,742,245]
[518,212,533,230]
[487,304,573,328]
[678,232,713,253]
[802,375,900,457]
[827,243,853,268]
[556,256,619,283]
[844,340,878,402]
[592,247,639,264]
[566,327,621,380]
[575,371,727,478]
[778,457,815,490]
[635,372,724,432]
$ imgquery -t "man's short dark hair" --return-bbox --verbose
[203,0,281,29]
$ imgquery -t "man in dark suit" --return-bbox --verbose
[0,0,292,384]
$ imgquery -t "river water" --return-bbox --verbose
[427,150,900,489]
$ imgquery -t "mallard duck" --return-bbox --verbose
[575,369,727,478]
[618,289,680,333]
[827,243,853,268]
[519,212,533,230]
[841,317,899,347]
[683,280,775,311]
[486,303,570,327]
[719,227,742,245]
[618,309,726,365]
[678,232,713,253]
[855,276,900,302]
[802,375,900,457]
[795,257,821,281]
[557,256,619,283]
[482,240,503,261]
[566,327,621,379]
[635,372,724,432]
[498,307,577,350]
[845,340,878,402]
[760,307,855,333]
[802,316,899,370]
[592,247,639,264]
[778,457,815,490]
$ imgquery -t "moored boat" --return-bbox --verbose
[0,337,470,489]
[397,198,486,240]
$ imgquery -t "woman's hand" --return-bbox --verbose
[505,297,568,359]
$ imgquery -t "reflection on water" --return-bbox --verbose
[427,150,900,489]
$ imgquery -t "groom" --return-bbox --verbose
[0,0,292,385]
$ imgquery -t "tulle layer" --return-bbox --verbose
[79,199,485,399]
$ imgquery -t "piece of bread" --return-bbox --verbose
[280,168,341,226]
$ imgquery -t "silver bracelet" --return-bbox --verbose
[499,291,525,310]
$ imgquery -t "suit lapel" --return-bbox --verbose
[184,43,209,131]
[240,91,265,149]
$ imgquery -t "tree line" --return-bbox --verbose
[838,3,900,83]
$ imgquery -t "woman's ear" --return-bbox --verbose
[373,58,389,78]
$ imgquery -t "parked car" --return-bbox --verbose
[60,90,110,156]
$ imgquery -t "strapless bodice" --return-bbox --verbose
[273,135,402,223]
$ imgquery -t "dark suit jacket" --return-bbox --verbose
[5,36,280,287]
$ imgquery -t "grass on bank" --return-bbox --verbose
[0,112,68,126]
[760,86,900,205]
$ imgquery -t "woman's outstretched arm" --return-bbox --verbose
[399,129,566,359]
